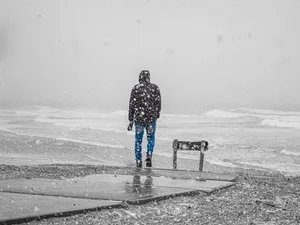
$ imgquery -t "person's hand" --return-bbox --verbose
[127,121,133,131]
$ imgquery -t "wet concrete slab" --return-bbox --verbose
[102,166,238,182]
[0,173,234,205]
[0,178,205,204]
[73,174,235,194]
[0,192,121,225]
[0,168,236,224]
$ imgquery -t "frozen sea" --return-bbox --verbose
[0,106,299,176]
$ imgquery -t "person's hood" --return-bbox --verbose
[139,70,150,84]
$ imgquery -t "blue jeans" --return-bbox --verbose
[134,121,156,161]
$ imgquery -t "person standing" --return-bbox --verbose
[128,70,161,167]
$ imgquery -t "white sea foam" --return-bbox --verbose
[261,117,300,129]
[232,108,300,129]
[32,107,128,133]
[7,107,300,131]
[203,108,300,129]
[281,150,300,157]
[236,108,300,116]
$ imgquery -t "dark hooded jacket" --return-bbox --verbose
[128,70,161,125]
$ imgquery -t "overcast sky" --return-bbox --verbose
[0,0,300,112]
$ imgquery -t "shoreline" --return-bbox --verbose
[0,130,297,177]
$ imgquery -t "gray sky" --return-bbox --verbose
[0,0,300,112]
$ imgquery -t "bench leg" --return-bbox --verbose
[199,152,204,172]
[173,148,177,169]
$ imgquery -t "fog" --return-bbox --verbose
[0,0,300,112]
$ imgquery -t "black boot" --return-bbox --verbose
[145,154,152,167]
[136,160,142,168]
